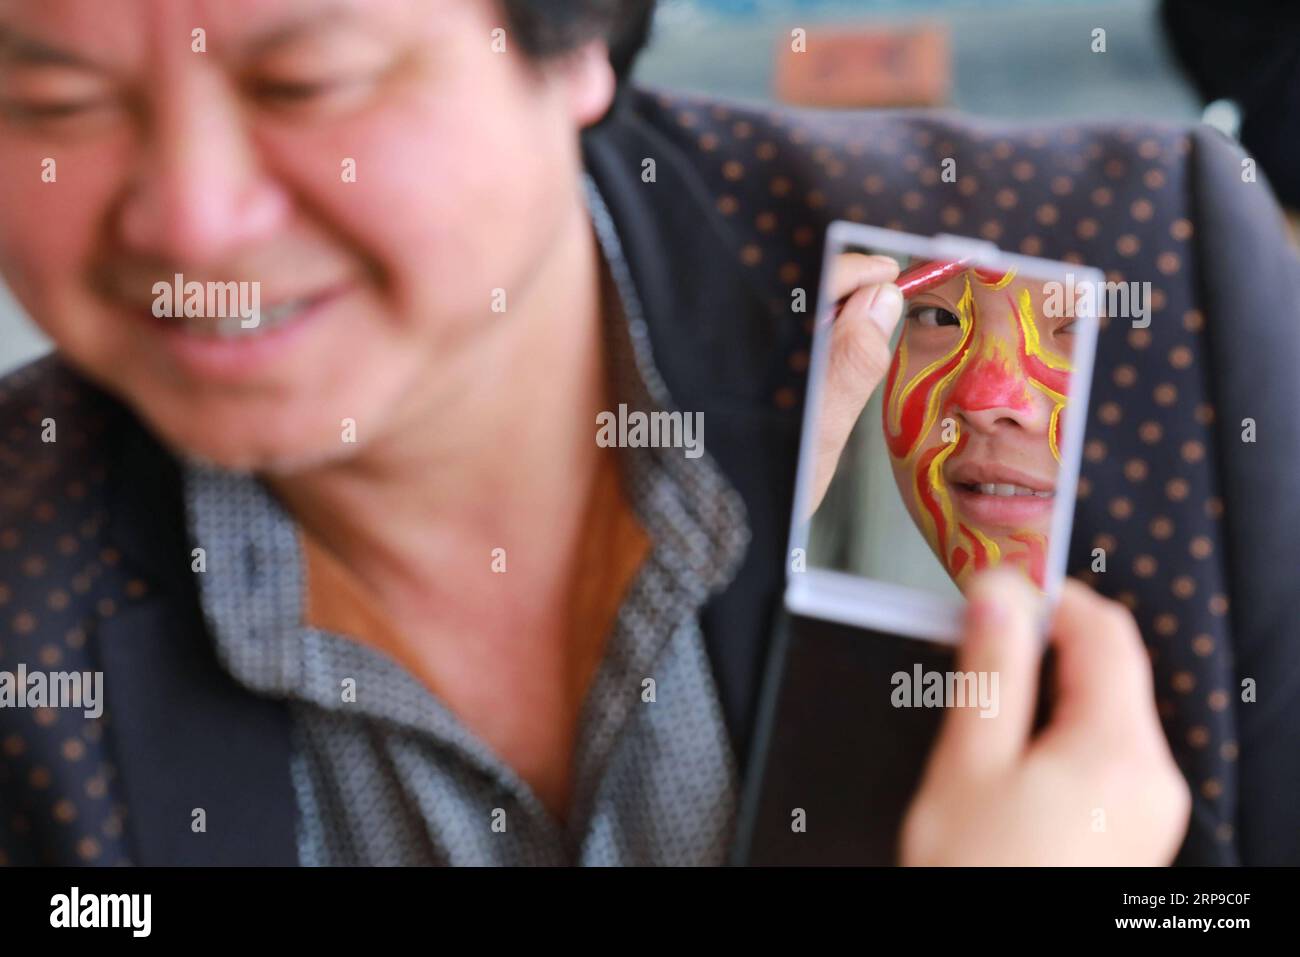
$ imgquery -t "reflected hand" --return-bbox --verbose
[808,253,903,515]
[900,571,1192,866]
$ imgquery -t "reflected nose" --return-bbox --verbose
[116,69,288,267]
[947,345,1040,435]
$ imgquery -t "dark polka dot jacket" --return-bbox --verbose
[2,86,1298,866]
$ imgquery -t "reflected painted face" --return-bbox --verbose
[881,266,1074,590]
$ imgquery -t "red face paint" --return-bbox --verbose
[1009,289,1072,462]
[958,523,995,571]
[944,340,1034,417]
[914,443,951,558]
[1007,532,1047,587]
[972,267,1010,287]
[1010,292,1071,396]
[912,431,967,562]
[882,269,1067,593]
[882,280,975,460]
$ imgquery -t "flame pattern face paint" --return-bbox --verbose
[883,276,975,460]
[881,267,1072,591]
[1010,287,1072,462]
[958,522,1001,572]
[1006,531,1048,585]
[912,431,966,562]
[945,330,1034,418]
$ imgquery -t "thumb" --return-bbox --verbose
[1038,579,1156,746]
[929,569,1045,775]
[808,282,903,515]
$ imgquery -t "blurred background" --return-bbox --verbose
[3,0,1295,374]
[637,0,1200,118]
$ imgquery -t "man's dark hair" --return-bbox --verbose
[501,0,657,84]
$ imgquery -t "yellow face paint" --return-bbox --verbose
[1012,288,1071,463]
[882,268,1067,591]
[884,275,976,460]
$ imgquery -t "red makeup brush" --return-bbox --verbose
[896,258,972,297]
[831,257,971,323]
[829,257,1006,322]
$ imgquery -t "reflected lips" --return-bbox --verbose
[946,460,1056,527]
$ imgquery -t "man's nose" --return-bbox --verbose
[947,347,1040,435]
[117,71,288,266]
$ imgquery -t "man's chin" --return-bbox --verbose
[140,407,365,477]
[176,443,358,477]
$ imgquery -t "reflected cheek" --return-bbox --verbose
[889,434,941,522]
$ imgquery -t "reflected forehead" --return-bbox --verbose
[969,278,1044,306]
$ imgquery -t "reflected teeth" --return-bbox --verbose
[975,483,1052,498]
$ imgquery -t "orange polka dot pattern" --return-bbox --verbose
[648,90,1236,861]
[0,361,144,865]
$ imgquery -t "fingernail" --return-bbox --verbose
[867,283,903,336]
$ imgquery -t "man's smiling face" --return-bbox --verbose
[0,0,612,471]
[882,268,1074,589]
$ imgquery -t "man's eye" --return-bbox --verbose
[248,78,345,103]
[1056,319,1078,336]
[0,97,112,125]
[908,305,960,328]
[246,65,387,112]
[1,68,115,125]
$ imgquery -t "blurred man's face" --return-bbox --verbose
[882,269,1073,590]
[0,0,612,470]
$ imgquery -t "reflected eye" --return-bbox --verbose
[908,305,960,328]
